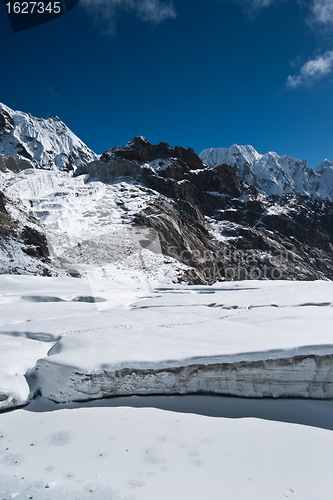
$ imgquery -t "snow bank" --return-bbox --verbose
[0,335,50,410]
[0,275,149,409]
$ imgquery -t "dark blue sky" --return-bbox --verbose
[1,0,333,167]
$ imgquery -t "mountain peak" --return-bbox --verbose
[0,103,98,171]
[98,137,204,170]
[200,144,333,201]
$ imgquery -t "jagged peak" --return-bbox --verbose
[100,137,203,170]
[200,144,333,201]
[0,102,97,171]
[0,102,14,114]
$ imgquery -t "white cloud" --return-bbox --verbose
[286,50,333,88]
[137,0,176,23]
[248,0,277,8]
[311,0,333,24]
[234,0,333,25]
[231,0,279,17]
[80,0,177,34]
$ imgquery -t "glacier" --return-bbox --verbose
[0,276,333,498]
[1,104,333,499]
[1,276,332,410]
[1,403,332,499]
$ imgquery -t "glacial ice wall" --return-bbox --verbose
[30,348,333,403]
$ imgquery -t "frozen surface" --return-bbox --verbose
[0,405,333,499]
[0,275,149,408]
[1,277,333,498]
[0,335,49,410]
[0,276,333,407]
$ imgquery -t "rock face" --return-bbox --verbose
[0,154,31,173]
[102,135,204,170]
[133,199,217,284]
[0,189,54,275]
[75,137,333,283]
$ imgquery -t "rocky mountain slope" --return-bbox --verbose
[75,136,333,283]
[0,190,54,276]
[0,104,333,284]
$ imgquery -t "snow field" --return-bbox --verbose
[0,405,333,499]
[0,276,333,407]
[0,277,332,498]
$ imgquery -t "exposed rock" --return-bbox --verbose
[75,137,333,283]
[0,191,16,238]
[207,194,333,281]
[0,190,54,276]
[21,226,49,260]
[0,154,32,173]
[0,108,14,135]
[138,158,242,203]
[75,155,141,183]
[133,198,218,284]
[103,136,204,170]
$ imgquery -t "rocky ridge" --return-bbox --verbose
[0,190,54,275]
[74,136,333,283]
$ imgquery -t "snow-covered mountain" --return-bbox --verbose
[0,102,97,170]
[0,103,333,283]
[200,144,333,201]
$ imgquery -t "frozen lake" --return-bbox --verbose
[25,393,333,431]
[1,276,332,498]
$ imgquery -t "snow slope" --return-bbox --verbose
[0,103,97,170]
[199,144,333,201]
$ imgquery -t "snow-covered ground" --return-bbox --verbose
[1,276,333,498]
[1,276,333,408]
[1,402,333,500]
